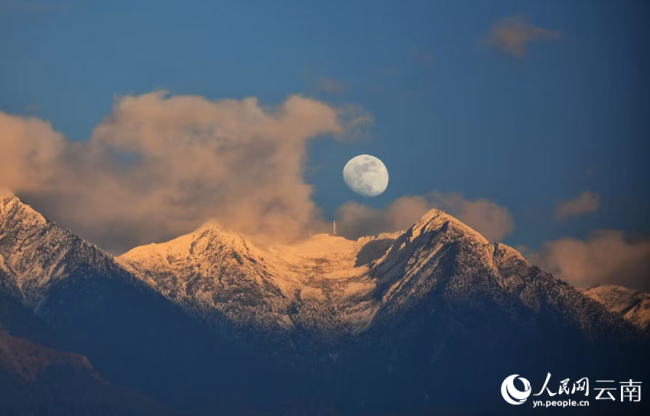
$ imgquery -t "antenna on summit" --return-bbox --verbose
[333,220,337,236]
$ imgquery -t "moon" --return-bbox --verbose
[343,154,389,197]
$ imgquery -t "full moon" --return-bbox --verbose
[343,154,389,197]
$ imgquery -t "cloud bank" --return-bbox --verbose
[0,92,371,253]
[524,231,650,291]
[556,191,600,220]
[336,191,515,242]
[483,14,560,58]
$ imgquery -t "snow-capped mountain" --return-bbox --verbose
[583,285,650,330]
[118,220,305,333]
[0,190,241,411]
[1,189,648,414]
[0,188,135,305]
[0,191,191,414]
[117,219,397,339]
[119,208,635,343]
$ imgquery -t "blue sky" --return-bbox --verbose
[1,0,648,255]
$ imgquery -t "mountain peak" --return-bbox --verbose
[196,218,225,232]
[412,208,490,244]
[0,187,15,199]
[0,192,123,304]
[582,285,650,330]
[0,190,47,226]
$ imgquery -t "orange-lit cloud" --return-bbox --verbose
[556,191,600,220]
[336,191,515,242]
[0,92,371,253]
[483,14,560,58]
[0,112,66,192]
[523,230,650,291]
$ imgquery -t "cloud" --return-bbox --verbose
[314,76,347,94]
[556,191,601,220]
[334,104,374,140]
[523,231,650,291]
[0,112,68,192]
[427,192,515,242]
[336,191,515,242]
[483,14,560,58]
[0,92,372,253]
[334,202,386,240]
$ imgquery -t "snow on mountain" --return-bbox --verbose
[118,208,636,343]
[0,190,137,306]
[0,187,14,199]
[0,192,210,415]
[344,209,634,341]
[118,219,303,331]
[0,192,247,410]
[1,192,646,413]
[2,190,639,345]
[582,285,650,330]
[118,222,390,336]
[115,210,491,338]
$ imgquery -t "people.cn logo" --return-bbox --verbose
[501,374,532,405]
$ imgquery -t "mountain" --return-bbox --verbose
[117,221,399,343]
[0,187,135,306]
[582,285,650,331]
[0,331,181,416]
[118,208,648,412]
[119,209,638,343]
[0,190,249,413]
[0,330,97,383]
[1,189,648,415]
[0,189,185,416]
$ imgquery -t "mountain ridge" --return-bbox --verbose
[0,191,144,306]
[583,284,650,330]
[1,190,643,345]
[0,191,648,414]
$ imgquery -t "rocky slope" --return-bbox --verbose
[583,285,650,330]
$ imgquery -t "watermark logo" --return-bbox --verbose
[501,373,642,408]
[501,374,532,405]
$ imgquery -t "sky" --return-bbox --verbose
[1,0,649,289]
